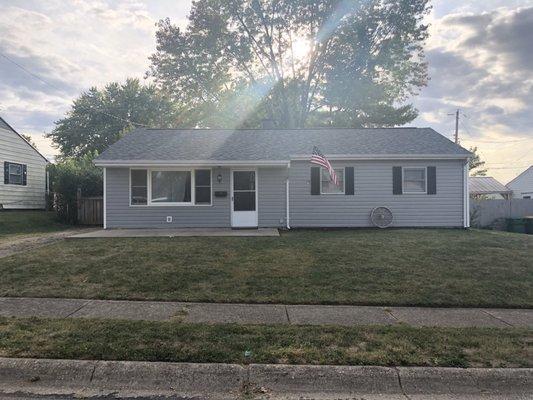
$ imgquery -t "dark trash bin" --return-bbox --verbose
[524,216,533,234]
[506,218,527,234]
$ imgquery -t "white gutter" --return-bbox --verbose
[94,160,289,167]
[290,154,471,160]
[95,154,472,167]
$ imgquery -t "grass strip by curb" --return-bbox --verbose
[0,317,530,368]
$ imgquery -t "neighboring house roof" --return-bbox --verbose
[0,116,49,163]
[469,176,512,195]
[95,127,471,165]
[506,165,533,186]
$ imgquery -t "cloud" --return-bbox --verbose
[0,0,193,158]
[413,4,533,181]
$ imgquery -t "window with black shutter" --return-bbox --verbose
[4,162,26,185]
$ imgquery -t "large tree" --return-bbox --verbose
[148,0,430,128]
[48,79,177,158]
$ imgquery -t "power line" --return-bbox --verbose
[485,166,531,170]
[0,51,150,128]
[462,137,532,144]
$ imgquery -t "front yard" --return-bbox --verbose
[1,229,531,307]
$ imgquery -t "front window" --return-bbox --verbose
[195,169,211,205]
[321,168,344,194]
[403,168,426,193]
[151,170,191,203]
[130,170,147,205]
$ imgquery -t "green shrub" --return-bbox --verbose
[48,153,102,223]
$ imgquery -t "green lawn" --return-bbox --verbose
[0,211,70,243]
[1,229,531,307]
[0,317,529,368]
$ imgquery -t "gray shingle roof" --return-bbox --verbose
[469,177,512,195]
[96,127,471,162]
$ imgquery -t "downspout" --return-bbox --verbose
[463,161,470,228]
[286,162,291,229]
[103,167,107,229]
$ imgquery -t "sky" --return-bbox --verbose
[0,0,532,182]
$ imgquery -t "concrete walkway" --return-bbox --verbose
[69,228,280,238]
[0,357,531,399]
[1,297,532,328]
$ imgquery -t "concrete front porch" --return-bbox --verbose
[68,228,280,238]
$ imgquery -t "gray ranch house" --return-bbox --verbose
[94,128,472,229]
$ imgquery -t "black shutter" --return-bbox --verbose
[392,166,402,195]
[427,166,436,195]
[22,164,27,186]
[345,167,354,195]
[311,167,320,195]
[3,162,8,184]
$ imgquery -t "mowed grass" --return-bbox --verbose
[1,229,531,307]
[0,317,530,368]
[0,211,70,243]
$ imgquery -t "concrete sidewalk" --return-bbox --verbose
[69,227,280,238]
[0,357,531,399]
[1,297,532,328]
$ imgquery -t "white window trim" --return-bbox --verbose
[320,167,345,195]
[402,167,427,194]
[6,161,24,185]
[129,167,212,207]
[129,168,149,207]
[194,168,213,206]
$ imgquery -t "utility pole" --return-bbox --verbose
[448,109,460,143]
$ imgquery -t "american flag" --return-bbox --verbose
[311,146,339,186]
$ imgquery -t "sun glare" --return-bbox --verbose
[291,37,311,60]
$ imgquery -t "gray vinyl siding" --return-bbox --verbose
[105,160,465,229]
[0,127,47,209]
[258,167,287,227]
[289,159,465,228]
[106,167,230,228]
[105,167,287,228]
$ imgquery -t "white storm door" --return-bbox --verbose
[231,170,258,227]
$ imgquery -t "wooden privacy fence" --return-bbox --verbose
[470,199,533,228]
[77,189,103,225]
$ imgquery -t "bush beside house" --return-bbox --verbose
[47,153,102,223]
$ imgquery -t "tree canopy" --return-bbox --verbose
[148,0,430,128]
[47,79,177,158]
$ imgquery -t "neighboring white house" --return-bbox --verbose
[469,176,512,199]
[506,166,533,199]
[0,116,48,209]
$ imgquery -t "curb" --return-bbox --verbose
[0,358,532,399]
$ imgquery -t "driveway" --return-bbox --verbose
[0,229,96,258]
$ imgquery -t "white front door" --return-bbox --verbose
[231,169,258,227]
